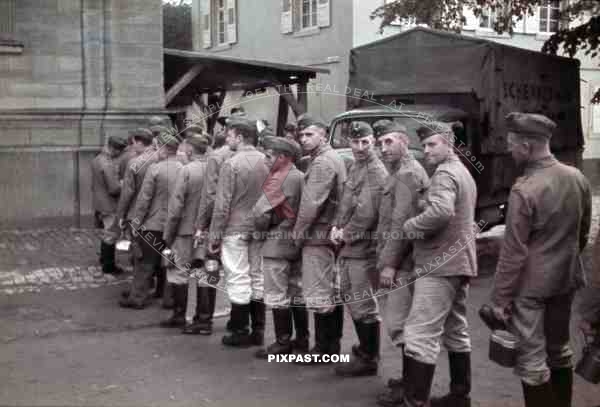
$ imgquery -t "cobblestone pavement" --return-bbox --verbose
[1,194,600,297]
[0,228,132,295]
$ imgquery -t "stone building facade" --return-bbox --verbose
[0,0,166,228]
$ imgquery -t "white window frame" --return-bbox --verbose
[216,0,227,45]
[301,0,318,29]
[539,0,560,34]
[479,6,497,30]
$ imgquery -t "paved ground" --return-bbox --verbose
[1,195,600,406]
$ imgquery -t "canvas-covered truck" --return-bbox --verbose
[329,27,583,227]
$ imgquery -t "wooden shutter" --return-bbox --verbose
[202,0,212,48]
[281,0,293,34]
[0,0,16,35]
[227,0,237,43]
[317,0,330,28]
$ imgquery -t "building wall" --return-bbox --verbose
[192,0,353,121]
[0,0,166,228]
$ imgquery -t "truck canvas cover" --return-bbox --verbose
[348,27,583,154]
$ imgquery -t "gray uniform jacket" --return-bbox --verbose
[493,156,591,309]
[195,146,234,230]
[163,155,208,247]
[403,155,477,278]
[334,150,388,258]
[91,150,121,214]
[253,163,304,260]
[293,144,347,246]
[209,145,268,238]
[116,148,159,221]
[377,155,429,271]
[133,155,183,232]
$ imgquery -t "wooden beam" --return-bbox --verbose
[165,64,204,106]
[273,82,305,117]
[297,81,308,115]
[276,94,289,138]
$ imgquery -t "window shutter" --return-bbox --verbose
[227,0,237,43]
[524,6,539,34]
[317,0,330,28]
[281,0,293,34]
[202,0,212,48]
[0,0,16,35]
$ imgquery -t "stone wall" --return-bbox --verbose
[0,0,167,229]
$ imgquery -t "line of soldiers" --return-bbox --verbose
[91,110,593,407]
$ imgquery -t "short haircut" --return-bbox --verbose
[212,131,227,149]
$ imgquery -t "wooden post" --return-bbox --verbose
[276,94,289,138]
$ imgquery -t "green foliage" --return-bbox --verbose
[163,1,192,50]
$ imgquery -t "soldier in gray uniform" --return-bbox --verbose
[208,118,269,347]
[119,131,183,309]
[161,134,209,328]
[372,120,430,404]
[331,121,387,377]
[491,113,591,407]
[383,122,477,407]
[91,135,128,275]
[252,136,306,358]
[293,115,347,362]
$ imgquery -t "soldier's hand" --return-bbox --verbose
[194,229,204,240]
[208,240,221,255]
[380,267,396,289]
[118,218,126,230]
[492,306,510,324]
[131,226,139,238]
[330,226,344,245]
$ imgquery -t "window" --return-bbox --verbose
[479,7,497,29]
[539,0,559,33]
[302,0,317,29]
[0,0,16,39]
[281,0,330,34]
[217,0,226,44]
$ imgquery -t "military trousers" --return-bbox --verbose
[404,276,471,364]
[166,236,193,285]
[100,212,120,245]
[221,234,263,305]
[263,257,303,308]
[302,245,337,314]
[337,256,379,323]
[378,275,414,346]
[509,292,575,385]
[130,230,164,303]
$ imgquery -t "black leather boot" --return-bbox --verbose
[378,356,435,407]
[377,348,407,406]
[551,368,573,407]
[430,352,471,407]
[182,286,216,335]
[291,304,310,353]
[335,320,379,377]
[154,267,166,299]
[101,242,123,275]
[160,284,186,328]
[327,304,345,355]
[222,303,252,347]
[255,308,293,359]
[522,381,554,407]
[249,299,266,346]
[295,312,329,365]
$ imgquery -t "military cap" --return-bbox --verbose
[129,127,153,143]
[348,121,374,139]
[227,117,257,134]
[505,112,556,139]
[149,124,172,138]
[185,124,205,135]
[156,130,181,148]
[186,134,210,150]
[372,119,408,138]
[260,127,276,138]
[416,121,453,141]
[108,135,128,149]
[148,116,172,127]
[262,135,302,157]
[296,114,328,131]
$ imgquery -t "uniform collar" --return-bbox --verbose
[237,144,256,153]
[524,155,557,175]
[310,143,331,159]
